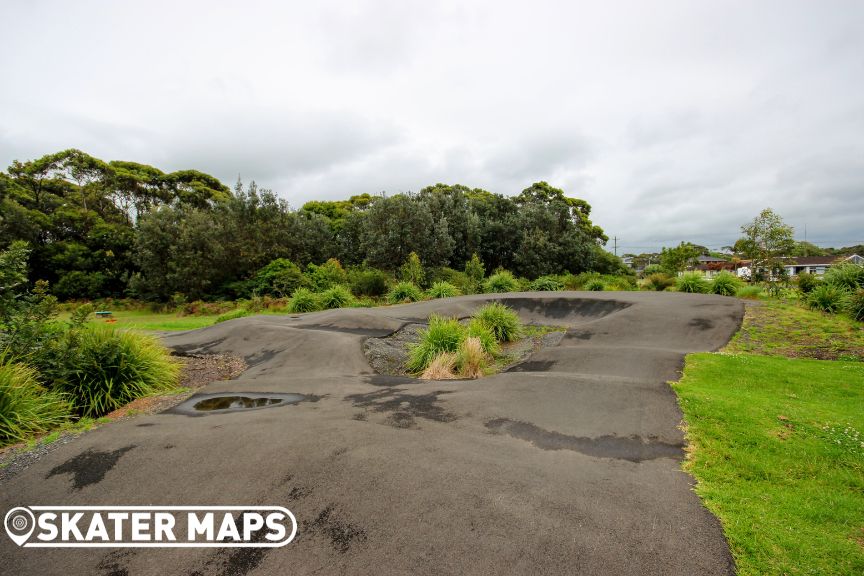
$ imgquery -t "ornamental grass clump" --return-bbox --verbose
[807,284,847,314]
[420,352,458,380]
[584,279,605,291]
[530,276,563,291]
[426,281,461,299]
[0,357,71,446]
[710,271,742,297]
[472,302,522,342]
[454,337,489,379]
[847,289,864,322]
[824,263,864,291]
[318,285,355,309]
[406,315,465,373]
[676,272,709,294]
[643,273,675,291]
[483,271,519,293]
[58,327,180,417]
[287,288,321,313]
[387,281,423,304]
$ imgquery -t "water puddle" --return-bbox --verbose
[168,393,308,415]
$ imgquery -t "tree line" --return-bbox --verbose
[0,149,624,301]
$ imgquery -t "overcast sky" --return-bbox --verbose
[1,0,862,252]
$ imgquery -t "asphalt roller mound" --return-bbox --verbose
[0,292,744,576]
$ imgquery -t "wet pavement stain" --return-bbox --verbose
[345,389,456,428]
[168,393,315,415]
[689,318,715,330]
[46,445,136,490]
[485,418,683,463]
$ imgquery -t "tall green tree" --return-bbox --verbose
[737,208,795,291]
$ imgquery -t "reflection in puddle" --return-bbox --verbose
[194,396,286,411]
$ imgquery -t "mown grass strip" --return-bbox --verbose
[673,353,864,575]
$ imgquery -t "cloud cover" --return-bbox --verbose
[1,0,862,252]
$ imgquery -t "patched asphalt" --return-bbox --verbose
[0,291,744,575]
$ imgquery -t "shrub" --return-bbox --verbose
[407,315,465,372]
[795,272,820,294]
[419,352,458,380]
[253,258,303,297]
[643,273,675,291]
[306,259,348,291]
[57,328,180,417]
[319,285,355,309]
[530,276,563,291]
[710,272,742,297]
[824,263,864,291]
[287,288,321,313]
[483,270,519,293]
[642,264,664,276]
[454,337,489,379]
[215,308,250,323]
[399,252,425,286]
[426,281,461,299]
[348,268,390,297]
[53,271,107,300]
[387,282,423,304]
[807,284,848,314]
[473,302,521,342]
[563,272,599,290]
[735,285,763,299]
[604,275,638,291]
[0,358,71,445]
[584,279,605,291]
[464,253,485,292]
[676,272,709,293]
[847,289,864,321]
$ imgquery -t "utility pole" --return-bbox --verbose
[613,236,618,256]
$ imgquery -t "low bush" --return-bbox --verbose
[407,315,465,372]
[710,272,742,297]
[562,272,598,290]
[483,271,520,293]
[387,282,423,304]
[472,302,522,342]
[57,328,180,417]
[319,285,355,309]
[287,288,321,313]
[253,258,303,297]
[643,273,675,291]
[676,272,709,294]
[807,284,848,314]
[847,289,864,321]
[426,281,461,299]
[795,272,820,294]
[584,279,605,291]
[736,285,763,299]
[306,259,348,291]
[824,263,864,291]
[215,308,250,323]
[348,268,390,297]
[530,276,564,291]
[0,358,71,446]
[641,264,664,276]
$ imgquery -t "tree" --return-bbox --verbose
[659,242,701,274]
[737,208,795,292]
[398,252,425,286]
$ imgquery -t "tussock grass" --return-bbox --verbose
[215,308,250,323]
[387,281,423,304]
[455,337,488,379]
[676,272,709,293]
[319,285,355,309]
[0,358,71,446]
[426,281,461,299]
[472,302,522,342]
[710,271,742,297]
[287,288,321,313]
[483,271,519,293]
[420,352,458,380]
[807,283,847,314]
[529,276,563,291]
[406,315,465,373]
[58,327,181,417]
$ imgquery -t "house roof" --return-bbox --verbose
[783,255,856,266]
[697,255,727,263]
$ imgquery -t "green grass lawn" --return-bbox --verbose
[91,310,221,331]
[725,299,864,361]
[673,353,864,575]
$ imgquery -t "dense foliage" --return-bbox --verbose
[1,151,622,302]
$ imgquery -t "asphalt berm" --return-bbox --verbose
[0,291,744,575]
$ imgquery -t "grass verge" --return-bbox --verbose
[673,353,864,575]
[724,300,864,361]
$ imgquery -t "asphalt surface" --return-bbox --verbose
[0,291,744,575]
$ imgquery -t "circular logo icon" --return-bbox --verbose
[4,507,35,546]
